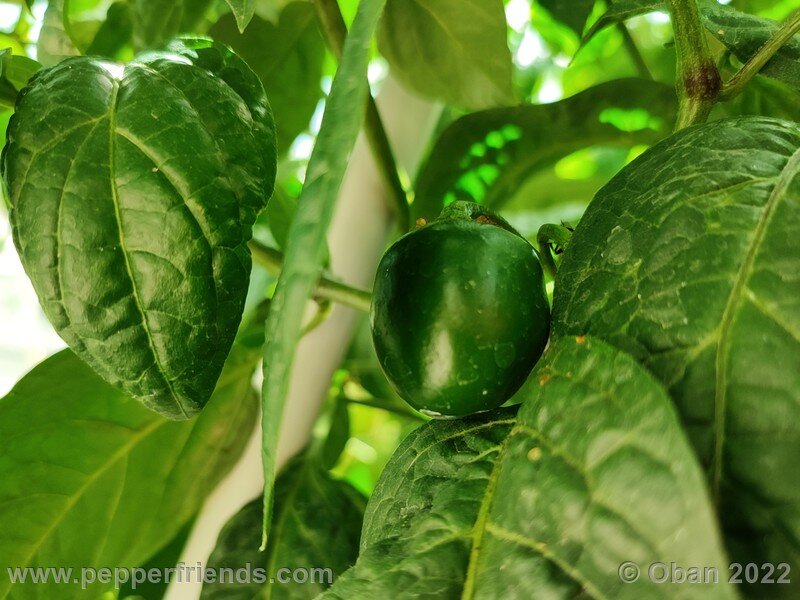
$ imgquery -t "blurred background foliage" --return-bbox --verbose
[1,0,800,500]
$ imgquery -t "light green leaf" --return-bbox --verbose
[226,0,257,32]
[259,0,386,545]
[378,0,514,109]
[582,0,661,45]
[263,186,299,250]
[201,454,365,599]
[129,0,183,49]
[0,51,41,108]
[0,341,259,600]
[554,117,800,590]
[117,518,196,600]
[37,0,80,67]
[3,39,276,419]
[539,0,595,35]
[323,337,735,599]
[209,2,325,153]
[412,78,676,221]
[128,0,216,50]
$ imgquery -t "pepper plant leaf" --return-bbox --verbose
[553,117,800,586]
[209,3,326,154]
[201,453,365,599]
[412,79,677,222]
[225,0,257,33]
[539,0,596,35]
[378,0,514,110]
[259,0,385,545]
[2,38,276,419]
[323,337,735,599]
[0,340,260,600]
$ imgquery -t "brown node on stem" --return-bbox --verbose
[415,218,427,228]
[684,63,722,100]
[475,214,500,226]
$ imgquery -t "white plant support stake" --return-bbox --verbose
[167,77,439,600]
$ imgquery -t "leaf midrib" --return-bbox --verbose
[0,418,166,599]
[711,147,800,501]
[106,74,189,419]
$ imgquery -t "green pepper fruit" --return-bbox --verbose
[370,201,550,417]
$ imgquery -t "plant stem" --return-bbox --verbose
[249,240,373,313]
[536,224,573,280]
[345,397,427,420]
[618,24,653,80]
[720,9,800,100]
[313,0,411,232]
[666,0,721,130]
[607,0,653,80]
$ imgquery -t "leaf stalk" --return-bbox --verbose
[719,9,800,100]
[249,240,373,313]
[313,0,412,232]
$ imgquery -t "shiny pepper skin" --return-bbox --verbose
[370,203,550,417]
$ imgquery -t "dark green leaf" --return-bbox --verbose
[701,1,800,91]
[226,0,257,32]
[209,3,325,153]
[553,117,800,590]
[0,341,259,599]
[714,75,800,122]
[3,39,277,418]
[413,79,676,221]
[259,0,386,544]
[201,454,365,599]
[378,0,514,109]
[324,337,734,599]
[85,1,134,59]
[540,0,596,35]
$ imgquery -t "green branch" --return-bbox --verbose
[608,0,653,80]
[249,241,373,313]
[720,9,800,100]
[313,0,411,232]
[666,0,721,130]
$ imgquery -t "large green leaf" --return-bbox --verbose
[378,0,514,109]
[209,3,325,153]
[323,337,734,599]
[553,117,800,590]
[2,39,276,419]
[259,0,385,544]
[0,341,259,600]
[201,454,365,599]
[412,79,676,221]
